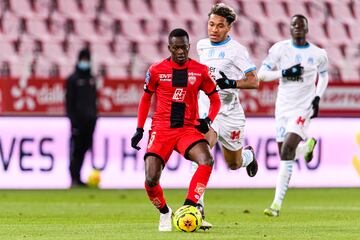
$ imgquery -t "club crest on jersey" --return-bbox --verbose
[188,72,200,85]
[172,88,187,101]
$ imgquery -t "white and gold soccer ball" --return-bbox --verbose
[173,205,202,232]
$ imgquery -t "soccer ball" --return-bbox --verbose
[87,169,101,187]
[173,205,202,232]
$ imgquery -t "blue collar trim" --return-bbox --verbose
[210,36,231,46]
[292,41,310,49]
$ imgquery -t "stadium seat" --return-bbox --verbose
[121,18,150,42]
[10,0,34,18]
[128,0,153,19]
[27,18,51,41]
[75,20,99,42]
[196,0,215,15]
[1,12,20,41]
[93,15,114,42]
[348,22,360,42]
[175,1,198,18]
[32,0,51,19]
[263,0,289,22]
[242,0,268,22]
[150,0,176,20]
[307,21,328,46]
[106,0,131,20]
[80,0,101,19]
[0,40,18,62]
[56,0,82,19]
[42,41,68,64]
[324,20,351,45]
[324,45,346,67]
[330,1,356,24]
[257,19,283,42]
[231,17,257,42]
[286,0,309,17]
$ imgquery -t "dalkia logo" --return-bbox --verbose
[352,132,360,176]
[11,84,37,110]
[11,82,64,110]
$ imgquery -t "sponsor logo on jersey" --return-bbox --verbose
[159,73,172,82]
[172,89,187,101]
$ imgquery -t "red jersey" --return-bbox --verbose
[144,58,217,129]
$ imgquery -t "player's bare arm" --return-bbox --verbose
[236,70,259,89]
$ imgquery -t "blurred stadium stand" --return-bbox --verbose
[0,0,359,81]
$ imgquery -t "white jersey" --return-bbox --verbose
[197,36,256,118]
[262,39,328,116]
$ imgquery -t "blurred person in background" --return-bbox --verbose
[258,14,329,217]
[194,3,259,229]
[65,48,97,188]
[130,28,220,231]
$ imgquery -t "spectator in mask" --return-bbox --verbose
[65,48,97,187]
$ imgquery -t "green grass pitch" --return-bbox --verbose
[0,188,359,240]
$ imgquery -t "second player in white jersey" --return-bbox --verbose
[259,39,328,140]
[197,36,256,118]
[258,14,329,218]
[197,36,257,150]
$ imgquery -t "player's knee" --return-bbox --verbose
[145,175,159,187]
[281,144,296,160]
[228,162,241,170]
[196,154,214,166]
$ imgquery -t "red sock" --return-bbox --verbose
[144,182,166,210]
[186,164,213,203]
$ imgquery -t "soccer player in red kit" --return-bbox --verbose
[131,28,221,231]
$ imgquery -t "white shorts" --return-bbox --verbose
[275,108,312,142]
[211,112,245,151]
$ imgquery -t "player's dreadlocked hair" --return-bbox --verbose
[168,28,189,43]
[208,3,237,25]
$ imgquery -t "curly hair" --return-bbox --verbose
[208,3,237,25]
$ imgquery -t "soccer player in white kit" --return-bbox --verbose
[194,3,259,229]
[258,14,329,217]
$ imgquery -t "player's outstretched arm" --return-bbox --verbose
[216,71,259,89]
[131,92,153,150]
[258,64,303,82]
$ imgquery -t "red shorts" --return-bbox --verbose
[144,126,208,165]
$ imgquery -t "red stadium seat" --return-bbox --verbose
[128,0,153,19]
[10,0,34,18]
[263,0,289,22]
[57,0,82,19]
[27,18,51,41]
[242,0,268,22]
[151,1,177,20]
[106,0,130,20]
[324,20,351,45]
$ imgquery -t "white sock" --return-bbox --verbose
[241,149,253,167]
[295,142,309,159]
[191,162,205,207]
[272,160,294,209]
